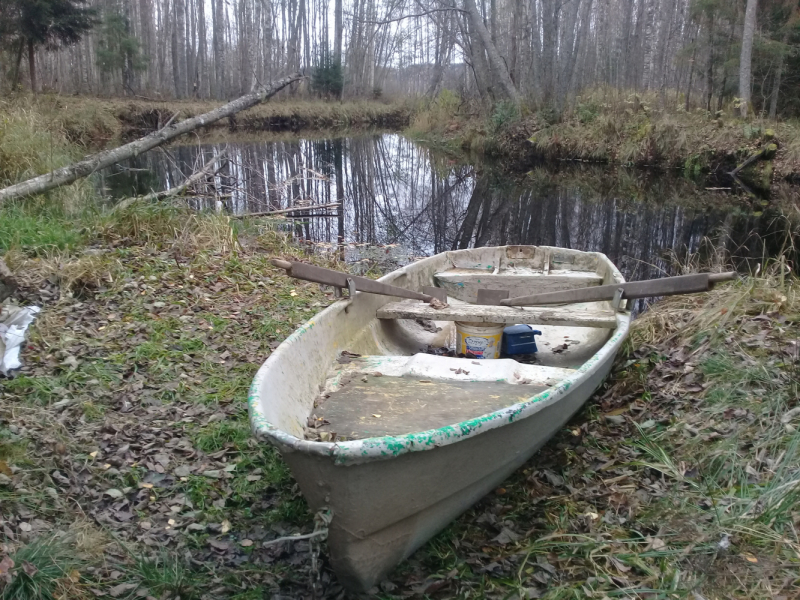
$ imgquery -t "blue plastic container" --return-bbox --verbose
[502,324,542,355]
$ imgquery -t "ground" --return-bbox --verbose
[0,96,798,599]
[1,203,798,600]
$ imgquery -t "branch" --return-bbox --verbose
[0,73,303,205]
[352,5,465,25]
[729,147,766,177]
[232,203,341,218]
[113,151,229,212]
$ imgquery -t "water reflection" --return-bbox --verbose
[101,134,794,281]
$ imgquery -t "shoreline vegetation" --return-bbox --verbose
[407,89,800,189]
[4,90,800,192]
[0,96,799,598]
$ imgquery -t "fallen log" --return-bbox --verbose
[0,73,303,205]
[113,151,228,212]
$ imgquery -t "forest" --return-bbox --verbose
[0,0,797,118]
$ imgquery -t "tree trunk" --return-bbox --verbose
[213,0,226,98]
[12,39,24,89]
[739,0,758,118]
[0,72,302,205]
[28,38,37,94]
[463,0,520,104]
[458,12,492,101]
[685,41,696,111]
[175,0,187,97]
[334,0,343,66]
[198,0,208,97]
[706,14,714,111]
[768,30,788,119]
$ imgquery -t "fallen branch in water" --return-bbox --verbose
[232,203,341,218]
[0,73,303,205]
[729,148,766,177]
[113,151,228,212]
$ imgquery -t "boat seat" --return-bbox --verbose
[434,268,603,304]
[376,299,618,328]
[313,354,577,440]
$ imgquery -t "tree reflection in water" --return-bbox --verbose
[103,133,795,282]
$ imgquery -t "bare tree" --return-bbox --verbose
[739,0,758,118]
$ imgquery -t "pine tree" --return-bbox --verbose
[8,0,98,92]
[96,9,147,95]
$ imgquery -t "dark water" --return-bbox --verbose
[101,133,795,282]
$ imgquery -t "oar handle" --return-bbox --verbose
[271,258,437,302]
[708,272,737,285]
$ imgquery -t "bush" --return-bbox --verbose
[311,54,343,99]
[490,100,520,132]
[576,101,600,124]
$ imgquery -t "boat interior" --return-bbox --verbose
[306,247,623,441]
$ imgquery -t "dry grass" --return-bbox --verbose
[408,86,800,180]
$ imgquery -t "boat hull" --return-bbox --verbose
[249,246,630,592]
[281,351,618,591]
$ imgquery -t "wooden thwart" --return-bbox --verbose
[377,300,617,328]
[500,272,736,307]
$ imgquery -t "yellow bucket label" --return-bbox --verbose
[460,332,502,359]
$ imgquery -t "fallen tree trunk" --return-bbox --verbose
[0,73,302,205]
[113,151,228,212]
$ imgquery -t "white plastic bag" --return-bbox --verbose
[0,305,41,376]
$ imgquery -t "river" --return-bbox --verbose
[100,132,793,282]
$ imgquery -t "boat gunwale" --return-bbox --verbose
[248,249,630,465]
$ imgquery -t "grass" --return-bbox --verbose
[0,536,84,600]
[408,87,800,182]
[130,552,198,599]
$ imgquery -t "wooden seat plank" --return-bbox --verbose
[434,269,603,304]
[377,300,618,328]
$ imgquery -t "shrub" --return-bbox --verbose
[490,100,520,132]
[311,53,343,99]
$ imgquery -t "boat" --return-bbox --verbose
[249,245,631,591]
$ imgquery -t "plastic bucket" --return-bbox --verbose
[455,321,504,359]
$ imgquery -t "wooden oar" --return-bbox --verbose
[496,272,737,307]
[271,259,448,303]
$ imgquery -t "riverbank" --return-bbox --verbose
[1,201,797,598]
[408,91,800,187]
[0,94,413,150]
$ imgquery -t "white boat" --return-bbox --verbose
[249,245,631,591]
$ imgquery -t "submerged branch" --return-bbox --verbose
[113,151,229,212]
[232,202,341,218]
